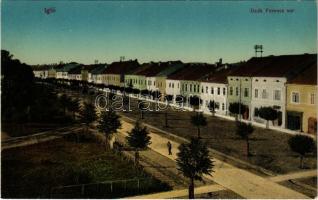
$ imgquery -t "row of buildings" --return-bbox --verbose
[32,54,317,134]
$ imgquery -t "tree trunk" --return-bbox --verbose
[188,177,194,199]
[197,127,201,138]
[135,151,139,166]
[246,138,251,157]
[165,112,168,127]
[300,155,304,169]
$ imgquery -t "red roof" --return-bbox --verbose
[288,62,317,85]
[103,60,139,74]
[200,64,241,84]
[253,54,316,78]
[230,54,317,78]
[167,63,215,81]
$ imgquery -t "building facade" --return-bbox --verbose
[286,62,317,134]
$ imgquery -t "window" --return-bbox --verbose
[222,103,225,110]
[211,87,214,94]
[274,90,281,101]
[178,83,179,88]
[310,93,315,104]
[206,86,208,93]
[235,87,239,96]
[185,84,188,91]
[262,89,267,99]
[201,87,204,93]
[230,87,233,95]
[172,83,174,88]
[190,84,192,92]
[255,89,258,98]
[292,92,300,103]
[193,85,196,92]
[169,83,171,88]
[217,87,220,95]
[223,88,226,95]
[244,88,249,97]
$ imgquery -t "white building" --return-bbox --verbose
[33,70,48,78]
[146,77,158,92]
[166,79,181,103]
[200,82,228,115]
[55,63,80,80]
[251,77,286,128]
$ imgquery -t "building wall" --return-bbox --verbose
[146,77,158,92]
[125,75,147,90]
[56,72,68,79]
[156,76,167,98]
[180,80,201,108]
[166,79,181,103]
[251,77,286,128]
[200,82,227,115]
[286,84,317,134]
[81,70,89,82]
[48,69,56,78]
[102,74,121,86]
[68,74,81,81]
[227,76,252,119]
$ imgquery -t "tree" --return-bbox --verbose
[67,98,80,120]
[97,110,122,149]
[176,137,214,199]
[288,135,316,169]
[59,94,71,115]
[189,96,200,110]
[79,102,97,133]
[258,107,278,129]
[235,122,254,156]
[190,112,207,138]
[229,102,247,120]
[126,121,151,165]
[2,50,35,122]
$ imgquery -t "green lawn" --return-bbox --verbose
[117,97,317,174]
[1,136,170,198]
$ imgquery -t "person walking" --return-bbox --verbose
[167,141,172,155]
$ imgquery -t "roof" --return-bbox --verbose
[288,61,317,85]
[56,62,80,72]
[200,64,241,84]
[229,54,317,78]
[68,65,82,75]
[129,63,153,76]
[81,64,104,72]
[179,63,215,81]
[228,56,274,77]
[32,65,56,71]
[91,65,107,74]
[102,60,140,74]
[253,54,316,78]
[155,61,184,76]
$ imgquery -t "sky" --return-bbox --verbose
[1,1,317,65]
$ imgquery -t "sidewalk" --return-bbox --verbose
[118,119,309,199]
[268,170,317,182]
[128,184,225,199]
